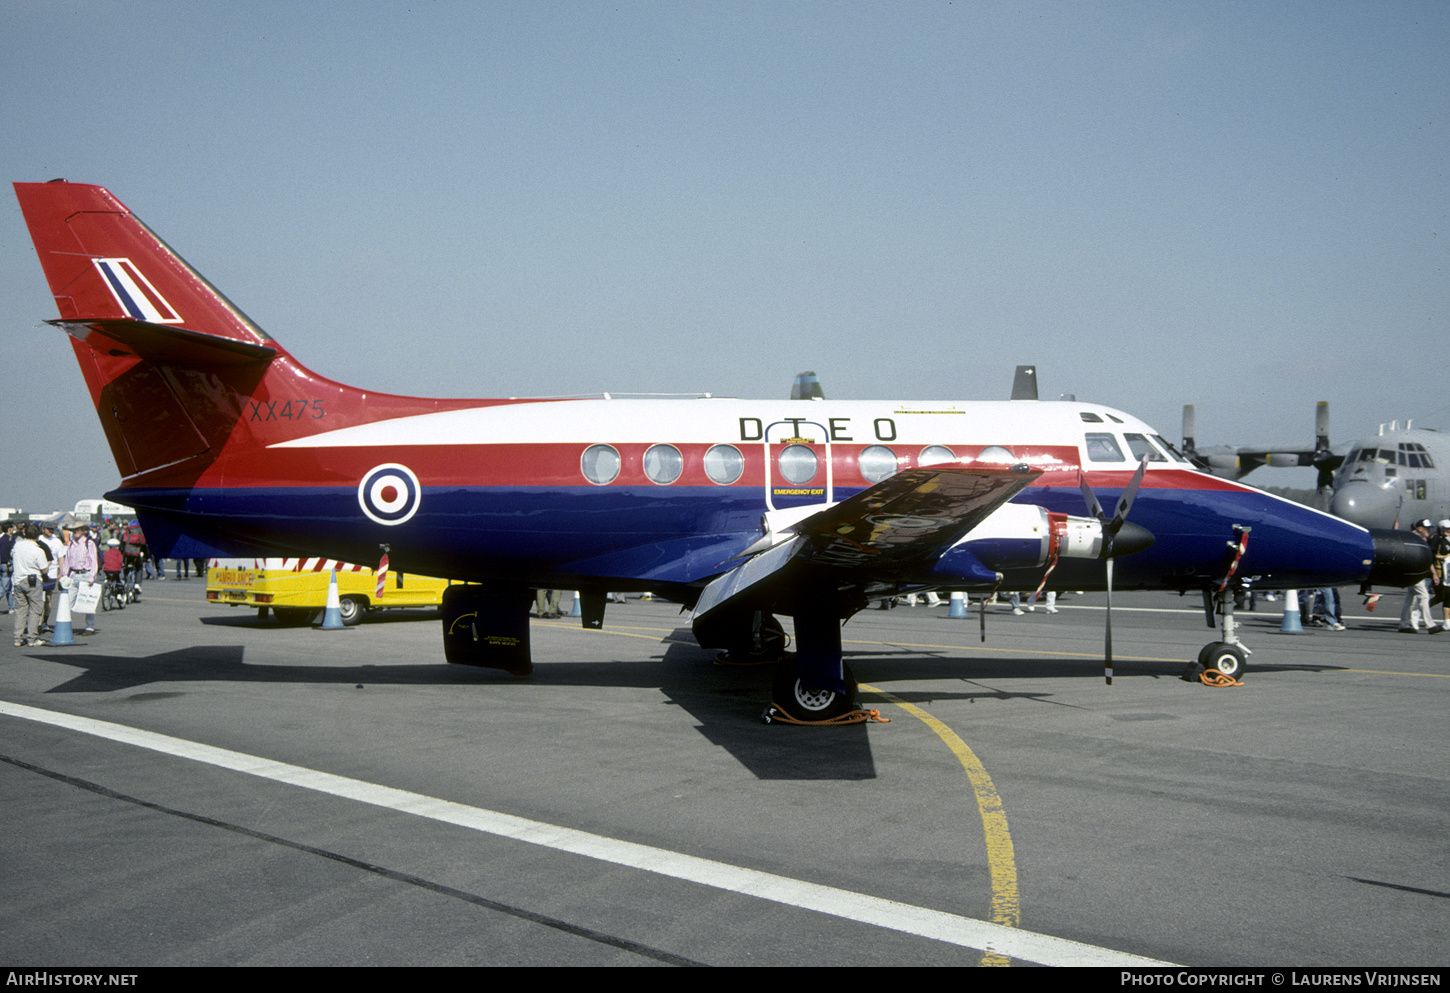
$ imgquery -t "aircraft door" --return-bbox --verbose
[763,418,832,512]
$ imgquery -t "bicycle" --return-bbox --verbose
[99,574,127,611]
[122,564,142,604]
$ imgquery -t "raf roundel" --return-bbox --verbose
[358,463,422,526]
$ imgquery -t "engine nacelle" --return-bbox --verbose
[930,503,1105,580]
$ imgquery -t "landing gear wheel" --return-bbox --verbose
[1198,642,1247,681]
[770,659,859,723]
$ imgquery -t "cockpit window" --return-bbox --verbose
[1124,433,1166,462]
[1398,442,1434,469]
[1084,432,1125,462]
[1079,412,1103,423]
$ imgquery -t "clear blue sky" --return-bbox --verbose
[3,0,1446,511]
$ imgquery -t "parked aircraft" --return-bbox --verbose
[1327,422,1450,529]
[1181,402,1342,495]
[1182,404,1450,529]
[13,181,1431,722]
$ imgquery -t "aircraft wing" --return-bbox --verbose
[790,464,1042,572]
[692,464,1040,630]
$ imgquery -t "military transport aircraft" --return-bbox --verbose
[13,181,1432,723]
[1182,404,1450,529]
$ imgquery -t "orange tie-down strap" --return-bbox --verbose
[760,704,891,726]
[1198,671,1244,688]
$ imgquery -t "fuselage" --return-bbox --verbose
[117,396,1382,596]
[1329,427,1450,530]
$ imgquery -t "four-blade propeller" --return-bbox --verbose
[1079,456,1150,685]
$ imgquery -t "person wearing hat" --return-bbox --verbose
[1429,520,1450,634]
[1399,520,1436,633]
[61,523,100,636]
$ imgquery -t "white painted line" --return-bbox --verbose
[0,699,1173,967]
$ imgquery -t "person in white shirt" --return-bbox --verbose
[36,524,63,634]
[11,524,49,646]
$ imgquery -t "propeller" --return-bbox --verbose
[1311,400,1337,508]
[1080,456,1150,685]
[1181,404,1199,465]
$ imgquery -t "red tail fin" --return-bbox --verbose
[13,180,482,487]
[14,180,273,349]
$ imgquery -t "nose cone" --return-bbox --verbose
[1367,528,1433,587]
[1329,481,1400,530]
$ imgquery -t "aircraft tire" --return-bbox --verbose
[771,659,859,723]
[1199,642,1247,681]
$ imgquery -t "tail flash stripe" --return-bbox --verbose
[95,259,181,324]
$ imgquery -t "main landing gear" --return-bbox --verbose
[758,603,882,725]
[766,657,860,724]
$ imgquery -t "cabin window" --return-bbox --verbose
[920,445,956,466]
[778,444,818,484]
[1085,432,1126,462]
[581,444,621,485]
[704,444,744,485]
[977,446,1015,464]
[1124,433,1166,462]
[858,445,898,483]
[644,444,683,485]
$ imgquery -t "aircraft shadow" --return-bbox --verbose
[16,624,1350,782]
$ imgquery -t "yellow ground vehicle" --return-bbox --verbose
[206,558,453,625]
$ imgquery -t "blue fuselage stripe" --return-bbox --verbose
[117,483,1373,589]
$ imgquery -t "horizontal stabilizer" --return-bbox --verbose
[54,319,276,365]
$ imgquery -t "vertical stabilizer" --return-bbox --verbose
[13,180,273,348]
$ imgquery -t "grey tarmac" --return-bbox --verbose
[0,582,1445,967]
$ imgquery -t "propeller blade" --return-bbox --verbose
[1084,458,1146,687]
[1104,556,1115,685]
[1110,457,1150,532]
[1079,472,1105,521]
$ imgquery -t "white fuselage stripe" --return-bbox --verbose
[0,699,1172,967]
[269,398,1161,449]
